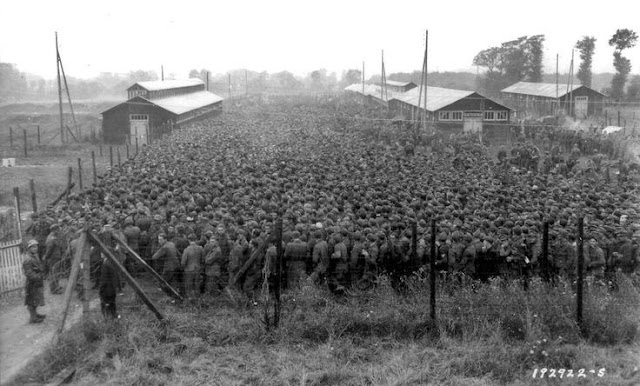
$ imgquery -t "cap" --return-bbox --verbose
[27,239,39,249]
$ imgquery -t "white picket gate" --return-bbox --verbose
[0,240,25,295]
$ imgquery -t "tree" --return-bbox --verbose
[526,35,545,82]
[341,69,363,87]
[575,36,596,87]
[188,69,200,79]
[627,75,640,101]
[608,28,638,100]
[472,47,503,74]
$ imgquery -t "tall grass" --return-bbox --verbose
[8,273,640,385]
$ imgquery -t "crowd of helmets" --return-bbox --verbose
[26,101,640,298]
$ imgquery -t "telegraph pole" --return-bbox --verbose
[56,32,64,144]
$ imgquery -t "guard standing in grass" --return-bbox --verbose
[23,239,47,323]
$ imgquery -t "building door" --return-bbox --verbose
[463,117,482,132]
[574,96,588,118]
[129,114,149,146]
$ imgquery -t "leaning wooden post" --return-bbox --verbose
[77,158,83,191]
[577,217,584,332]
[23,129,28,157]
[29,179,37,213]
[113,237,183,301]
[91,151,97,184]
[52,232,86,346]
[81,231,92,316]
[430,218,436,321]
[87,231,165,320]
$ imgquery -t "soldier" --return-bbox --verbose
[349,232,366,286]
[181,233,204,299]
[99,248,120,319]
[330,232,349,292]
[310,230,329,285]
[228,230,250,290]
[152,233,181,292]
[43,224,65,294]
[585,236,606,281]
[23,239,46,323]
[283,231,308,289]
[203,238,225,297]
[123,217,141,276]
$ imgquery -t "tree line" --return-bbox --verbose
[472,29,639,102]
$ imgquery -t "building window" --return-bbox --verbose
[495,111,508,120]
[439,111,450,121]
[451,111,463,121]
[484,111,495,120]
[130,114,148,121]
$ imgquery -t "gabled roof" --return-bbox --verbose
[391,86,475,112]
[344,83,402,101]
[128,79,204,92]
[382,80,416,88]
[101,90,223,116]
[501,81,606,98]
[142,91,223,115]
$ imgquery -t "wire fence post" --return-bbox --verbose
[23,129,28,157]
[117,147,121,166]
[13,187,22,241]
[274,217,283,329]
[577,217,584,333]
[9,126,13,147]
[136,136,139,156]
[29,179,37,213]
[37,125,41,145]
[430,218,436,321]
[77,158,83,191]
[542,220,550,282]
[66,166,73,203]
[109,146,113,168]
[126,144,130,159]
[91,151,97,184]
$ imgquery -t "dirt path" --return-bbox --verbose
[0,282,100,385]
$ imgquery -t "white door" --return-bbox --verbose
[129,114,149,146]
[574,96,588,118]
[464,117,482,132]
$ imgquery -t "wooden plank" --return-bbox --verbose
[113,237,182,301]
[45,365,76,386]
[228,233,273,289]
[87,231,164,320]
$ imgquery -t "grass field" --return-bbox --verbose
[7,274,640,386]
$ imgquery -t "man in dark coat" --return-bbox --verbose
[44,224,65,294]
[152,233,182,291]
[99,252,120,319]
[23,239,46,323]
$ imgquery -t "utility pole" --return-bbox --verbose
[161,65,164,81]
[424,30,429,132]
[206,71,209,91]
[556,53,559,113]
[362,61,365,95]
[56,32,64,144]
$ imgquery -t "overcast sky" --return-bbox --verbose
[2,0,639,80]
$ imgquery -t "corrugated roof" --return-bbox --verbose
[383,80,415,87]
[391,86,475,112]
[148,91,223,115]
[501,81,583,98]
[130,79,204,92]
[344,83,402,101]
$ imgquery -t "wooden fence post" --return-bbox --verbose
[126,144,129,159]
[135,136,139,156]
[13,187,22,240]
[23,129,28,157]
[81,231,92,316]
[37,125,41,145]
[91,151,97,184]
[52,232,87,346]
[77,158,83,191]
[274,217,283,328]
[9,126,13,147]
[117,147,121,166]
[577,217,584,332]
[109,146,113,168]
[430,218,436,321]
[29,179,37,213]
[66,167,73,201]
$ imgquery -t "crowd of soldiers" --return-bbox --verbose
[24,102,640,307]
